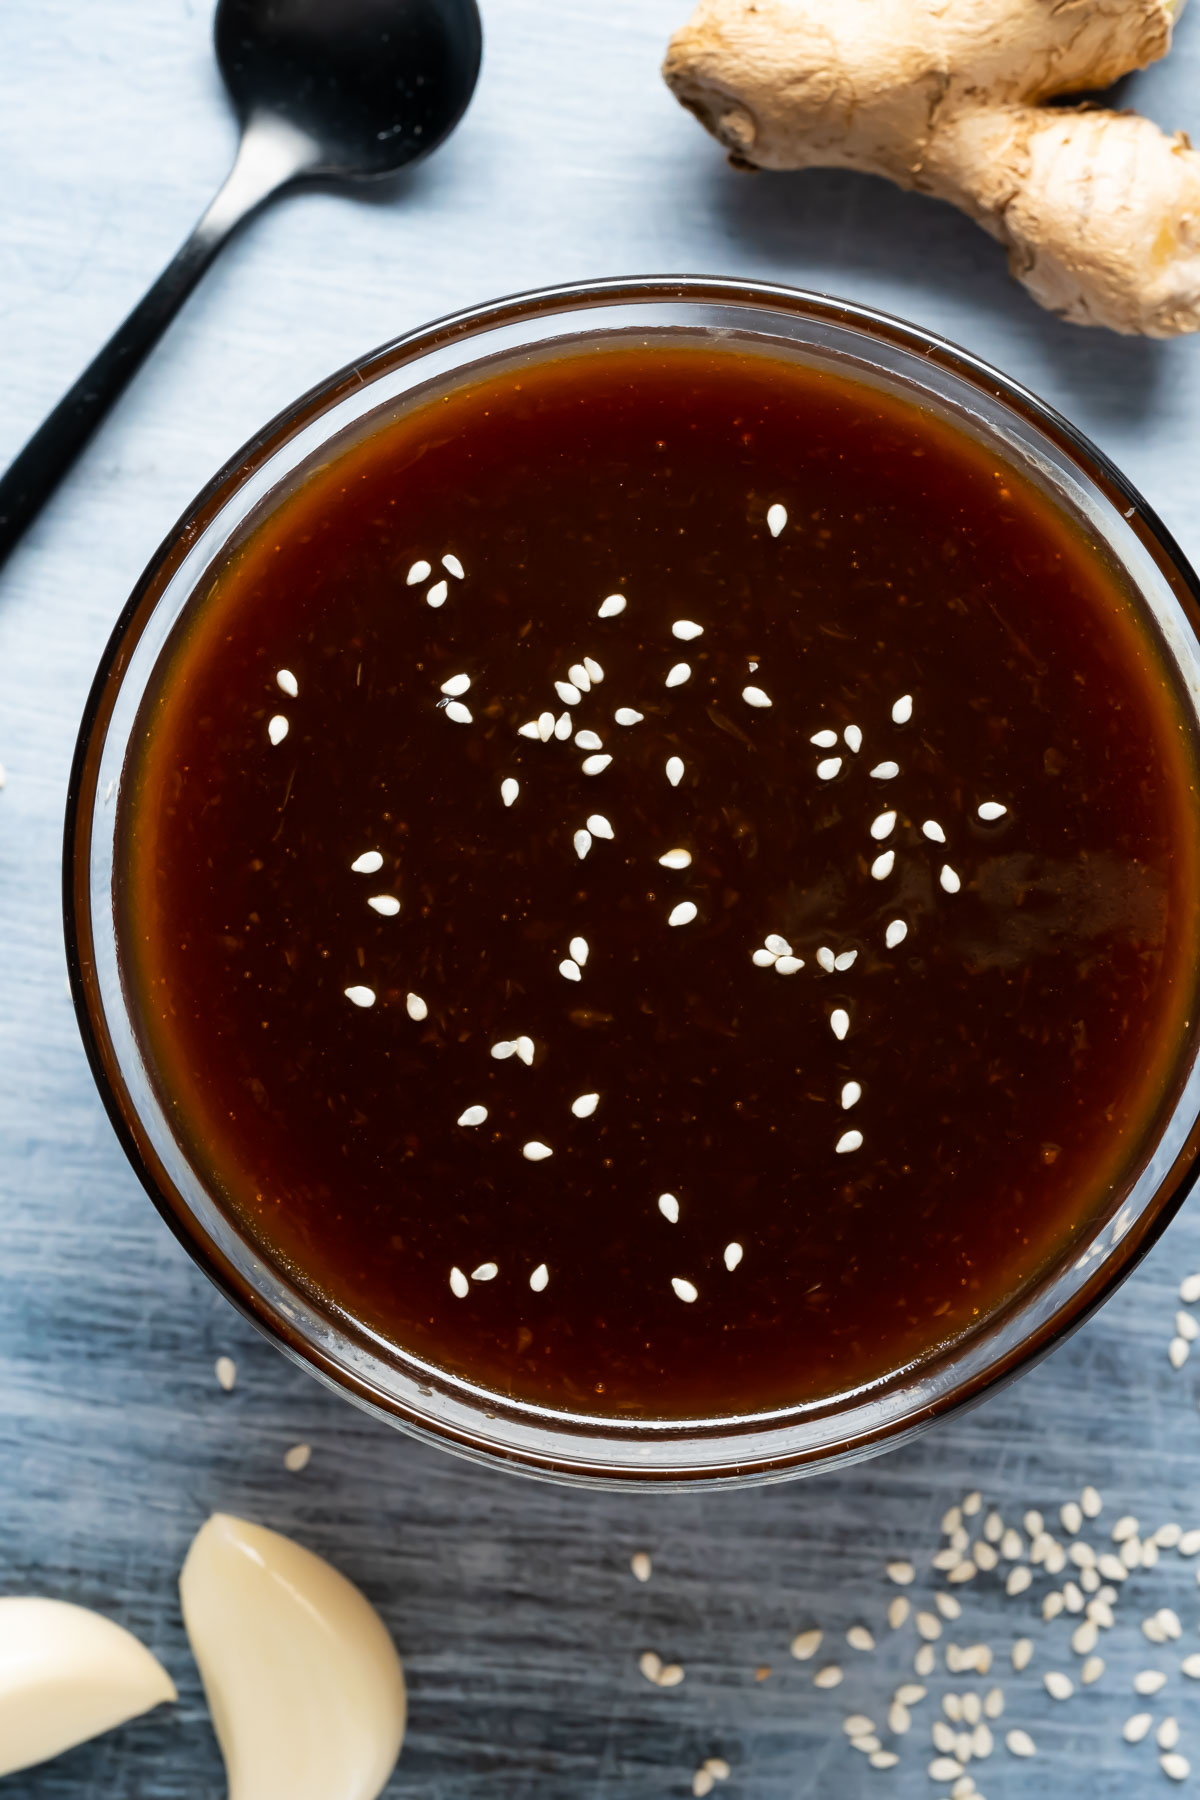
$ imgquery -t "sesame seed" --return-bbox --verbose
[922,820,946,843]
[1081,1655,1105,1685]
[948,1561,977,1584]
[885,919,908,949]
[518,1036,536,1065]
[523,1141,552,1161]
[843,1714,875,1737]
[704,1759,730,1781]
[892,694,913,724]
[657,1664,685,1689]
[1098,1553,1127,1580]
[765,502,789,537]
[1177,1314,1198,1342]
[971,1723,993,1757]
[940,864,962,893]
[692,1771,713,1798]
[915,1644,935,1677]
[978,801,1007,821]
[830,1008,850,1040]
[572,1093,599,1119]
[847,1626,875,1651]
[1072,1620,1098,1655]
[582,754,612,776]
[406,992,427,1021]
[501,778,519,807]
[576,730,604,750]
[588,813,614,838]
[344,985,376,1008]
[426,579,448,607]
[406,559,432,585]
[666,756,685,786]
[598,594,626,618]
[457,1105,488,1127]
[1181,1273,1200,1303]
[834,949,857,970]
[1182,1653,1200,1677]
[1006,1729,1036,1757]
[671,1277,699,1303]
[1124,1713,1153,1742]
[491,1040,515,1059]
[538,711,555,741]
[935,1593,961,1620]
[440,672,471,697]
[449,1266,469,1297]
[1113,1515,1139,1541]
[673,620,704,640]
[639,1651,662,1683]
[668,901,698,927]
[1012,1639,1033,1672]
[554,711,573,740]
[1081,1485,1102,1518]
[888,1700,911,1734]
[887,1560,915,1585]
[584,658,604,683]
[658,1194,680,1223]
[444,700,472,725]
[1170,1336,1190,1368]
[568,663,592,691]
[724,1242,743,1271]
[441,553,464,579]
[1181,1530,1200,1555]
[790,1630,822,1661]
[659,848,692,868]
[916,1612,941,1641]
[1001,1529,1023,1559]
[665,663,691,687]
[1043,1593,1064,1621]
[569,936,589,965]
[1061,1501,1083,1534]
[574,829,593,859]
[1006,1566,1032,1596]
[929,1759,962,1781]
[816,946,836,972]
[974,1542,998,1570]
[631,1552,652,1582]
[215,1355,236,1391]
[742,686,772,708]
[841,1081,863,1110]
[1161,1753,1191,1781]
[529,1264,549,1292]
[841,726,862,756]
[558,959,582,981]
[615,707,644,725]
[871,850,895,880]
[267,714,289,745]
[774,955,804,975]
[870,760,900,779]
[1160,1720,1181,1750]
[835,1129,863,1154]
[275,668,298,698]
[471,1262,498,1281]
[755,947,776,969]
[1134,1670,1168,1695]
[1160,1608,1183,1638]
[870,1752,899,1770]
[816,757,842,780]
[889,1599,911,1629]
[810,729,838,748]
[284,1443,311,1473]
[813,1665,843,1689]
[870,811,896,840]
[555,680,582,706]
[367,894,401,916]
[518,721,540,738]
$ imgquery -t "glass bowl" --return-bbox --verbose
[64,277,1200,1487]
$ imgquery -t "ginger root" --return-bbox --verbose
[663,0,1200,336]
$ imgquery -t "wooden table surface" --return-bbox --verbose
[3,4,1200,1795]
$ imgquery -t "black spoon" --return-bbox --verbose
[0,0,482,570]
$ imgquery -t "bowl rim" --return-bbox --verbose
[63,274,1200,1487]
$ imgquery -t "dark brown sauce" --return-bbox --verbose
[118,340,1199,1419]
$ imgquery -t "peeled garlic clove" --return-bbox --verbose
[181,1513,406,1800]
[0,1596,176,1779]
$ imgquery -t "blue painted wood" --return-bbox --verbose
[1,4,1199,1795]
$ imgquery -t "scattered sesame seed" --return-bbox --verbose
[365,891,401,918]
[972,1723,993,1757]
[1072,1620,1099,1655]
[449,1267,469,1298]
[284,1443,311,1473]
[275,669,299,700]
[440,672,471,697]
[1181,1530,1200,1555]
[615,707,644,726]
[523,1141,552,1161]
[584,658,604,683]
[1006,1728,1036,1758]
[813,1665,843,1689]
[1134,1670,1168,1695]
[529,1264,549,1292]
[810,729,838,748]
[791,1630,823,1661]
[1061,1501,1083,1534]
[582,754,612,776]
[598,594,626,618]
[501,777,519,807]
[817,756,842,780]
[631,1552,652,1582]
[835,1129,863,1154]
[974,1542,999,1571]
[847,1626,875,1651]
[889,1598,911,1629]
[458,1105,488,1127]
[724,1242,743,1271]
[870,1752,899,1770]
[668,901,698,927]
[871,850,895,880]
[444,700,472,725]
[834,949,857,970]
[671,1277,699,1303]
[844,724,863,753]
[887,1560,915,1586]
[843,1714,875,1737]
[1124,1712,1153,1742]
[344,985,376,1008]
[574,829,593,859]
[765,502,789,538]
[916,1612,942,1641]
[471,1262,498,1281]
[639,1651,662,1683]
[554,711,573,740]
[977,801,1007,821]
[215,1355,236,1392]
[693,1771,713,1798]
[892,694,913,724]
[1006,1566,1032,1597]
[568,663,592,691]
[743,686,772,708]
[558,959,582,982]
[569,936,589,966]
[1162,1753,1191,1781]
[915,1645,935,1678]
[1081,1486,1103,1518]
[921,820,946,845]
[406,559,432,585]
[406,992,428,1021]
[538,711,555,741]
[267,714,289,745]
[1182,1653,1200,1678]
[587,813,614,839]
[870,811,897,840]
[884,918,908,950]
[673,620,704,641]
[1043,1593,1064,1621]
[1181,1274,1200,1303]
[666,756,685,787]
[775,955,804,975]
[426,580,448,608]
[1177,1313,1197,1343]
[841,1081,863,1110]
[1170,1336,1190,1368]
[665,662,691,688]
[555,680,582,707]
[658,1194,680,1224]
[441,553,464,579]
[572,1093,600,1119]
[830,1008,850,1040]
[657,1665,684,1690]
[940,864,962,894]
[816,946,836,972]
[870,760,900,780]
[704,1758,730,1781]
[888,1700,912,1734]
[929,1758,963,1781]
[1113,1515,1139,1542]
[659,848,692,868]
[576,730,604,750]
[1159,1718,1181,1752]
[1001,1528,1023,1559]
[935,1593,962,1621]
[515,1036,535,1065]
[518,721,540,738]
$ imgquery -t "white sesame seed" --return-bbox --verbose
[692,1771,713,1798]
[977,801,1007,821]
[529,1264,549,1292]
[816,756,842,780]
[554,711,573,740]
[665,663,691,688]
[631,1551,652,1583]
[1006,1566,1032,1596]
[568,663,591,692]
[1043,1593,1064,1621]
[1061,1501,1083,1535]
[575,730,604,750]
[1072,1620,1098,1655]
[742,685,772,708]
[843,724,862,754]
[668,901,698,927]
[889,1598,911,1629]
[929,1759,962,1781]
[724,1242,743,1271]
[1134,1670,1168,1695]
[555,680,582,707]
[440,672,471,697]
[790,1629,822,1661]
[915,1644,935,1677]
[921,820,946,845]
[703,1760,729,1782]
[615,707,644,726]
[884,1560,915,1586]
[810,729,838,748]
[764,934,791,957]
[440,552,464,579]
[935,1593,962,1621]
[445,700,472,725]
[657,1665,684,1688]
[1162,1753,1191,1781]
[522,1141,552,1162]
[870,760,900,780]
[882,919,907,952]
[1098,1554,1127,1580]
[518,721,540,738]
[1080,1566,1100,1592]
[870,811,896,840]
[1081,1486,1102,1518]
[449,1267,469,1298]
[659,848,692,869]
[847,1626,875,1651]
[1024,1509,1044,1536]
[658,1194,680,1224]
[1182,1530,1200,1555]
[1159,1608,1183,1639]
[1087,1598,1114,1627]
[870,1752,899,1770]
[1012,1639,1033,1672]
[284,1443,311,1473]
[1159,1717,1181,1751]
[916,1612,941,1641]
[940,864,962,894]
[406,559,431,585]
[344,985,376,1008]
[897,1684,925,1707]
[516,1038,534,1064]
[639,1651,662,1683]
[871,850,895,880]
[426,580,449,608]
[276,668,298,697]
[673,620,704,641]
[584,658,604,684]
[666,756,684,787]
[598,594,626,618]
[752,948,776,967]
[215,1355,236,1391]
[843,1713,875,1737]
[775,955,804,975]
[1122,1538,1142,1569]
[813,1664,843,1689]
[834,949,857,970]
[582,754,612,776]
[835,1129,863,1154]
[1113,1514,1139,1541]
[888,1700,911,1735]
[765,502,788,538]
[568,936,589,967]
[948,1561,977,1584]
[1170,1336,1190,1368]
[367,895,400,916]
[491,1040,515,1060]
[1182,1653,1200,1677]
[830,1008,850,1040]
[586,814,614,840]
[471,1262,498,1281]
[984,1687,1004,1719]
[538,711,555,741]
[891,694,913,724]
[559,959,582,982]
[971,1723,993,1758]
[574,829,592,860]
[500,777,520,808]
[1123,1712,1154,1742]
[1181,1273,1200,1303]
[457,1104,488,1128]
[1001,1529,1023,1559]
[841,1081,863,1110]
[974,1543,999,1571]
[816,946,836,972]
[1177,1314,1197,1343]
[671,1277,699,1303]
[568,1094,600,1123]
[1006,1729,1035,1757]
[268,714,289,745]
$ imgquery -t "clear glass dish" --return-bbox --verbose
[64,277,1200,1488]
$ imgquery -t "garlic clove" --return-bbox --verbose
[180,1513,406,1800]
[0,1596,176,1779]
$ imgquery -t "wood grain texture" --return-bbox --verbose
[1,3,1199,1795]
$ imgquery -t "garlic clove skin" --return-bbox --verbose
[0,1596,176,1779]
[181,1513,406,1800]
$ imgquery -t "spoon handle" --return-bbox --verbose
[0,119,314,573]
